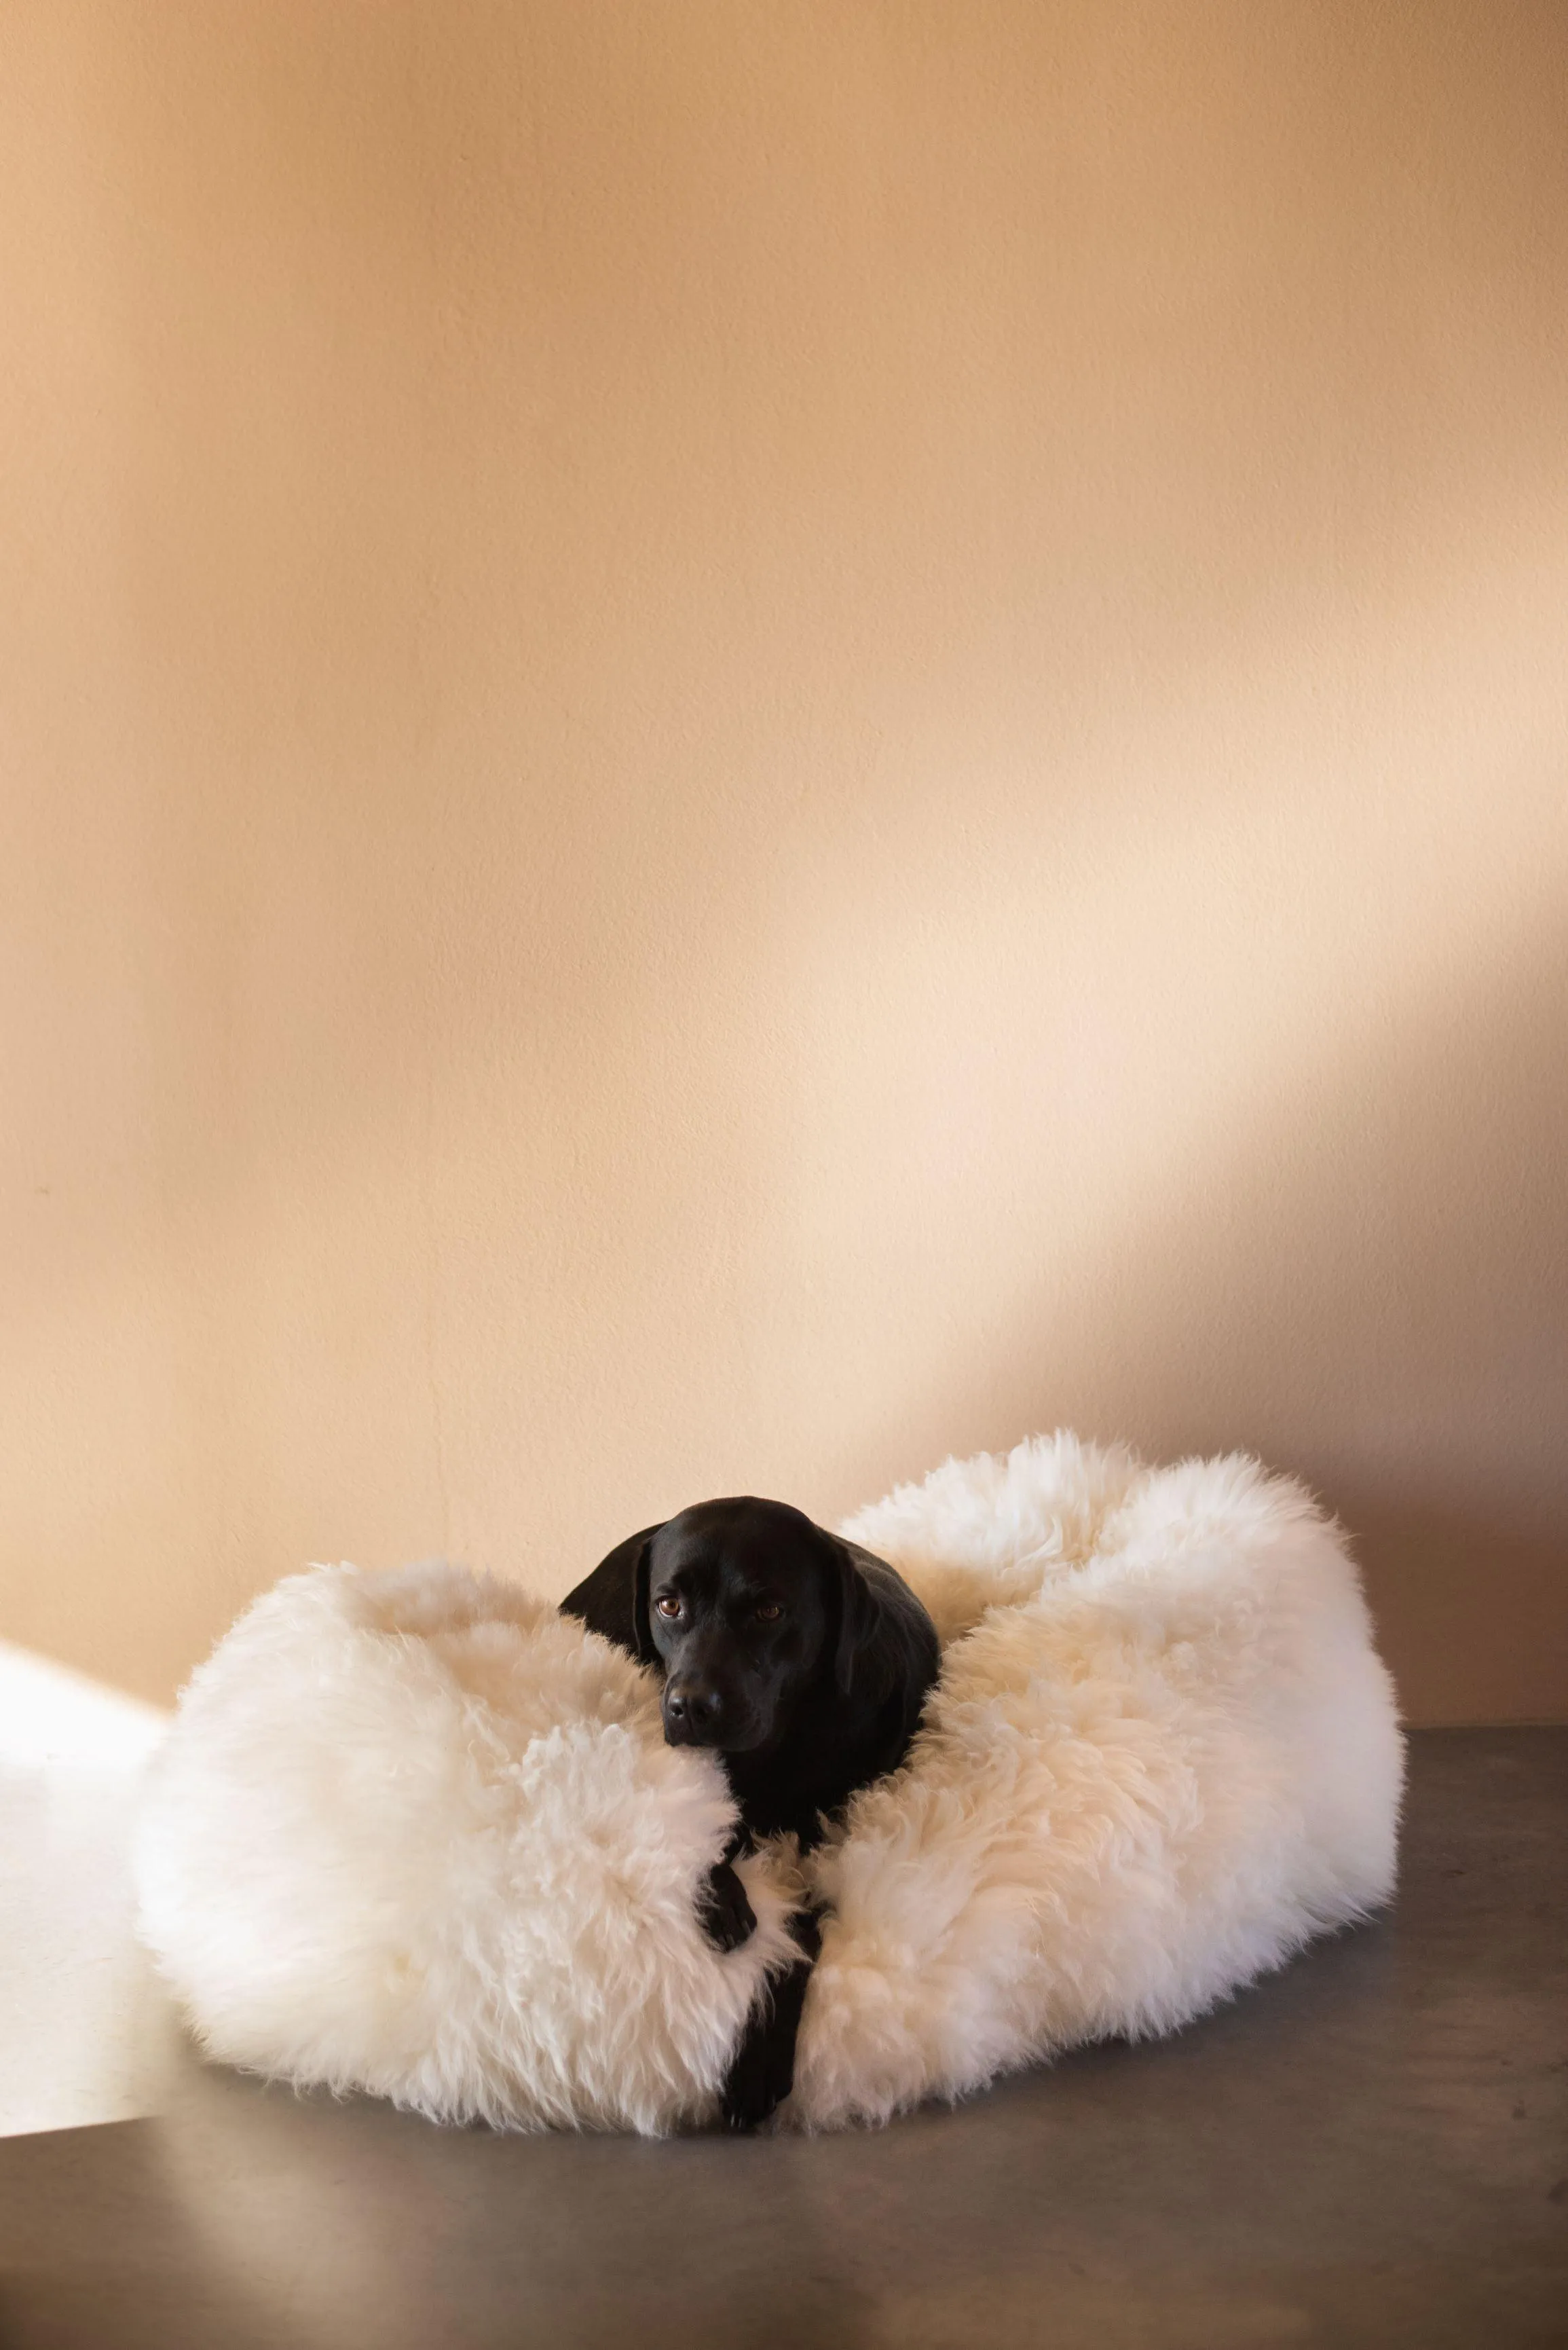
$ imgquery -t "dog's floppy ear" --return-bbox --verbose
[559,1524,665,1667]
[824,1531,942,1761]
[826,1533,883,1697]
[629,1530,659,1666]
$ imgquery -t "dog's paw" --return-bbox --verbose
[697,1858,757,1953]
[719,2024,795,2133]
[717,1937,817,2132]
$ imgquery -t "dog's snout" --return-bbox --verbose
[667,1683,724,1725]
[663,1683,726,1743]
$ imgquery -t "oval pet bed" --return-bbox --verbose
[134,1434,1403,2133]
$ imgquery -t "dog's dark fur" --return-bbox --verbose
[561,1496,940,2128]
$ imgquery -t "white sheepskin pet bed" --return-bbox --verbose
[134,1435,1403,2133]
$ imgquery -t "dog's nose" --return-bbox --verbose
[664,1684,726,1740]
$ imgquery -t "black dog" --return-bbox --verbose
[561,1497,940,2128]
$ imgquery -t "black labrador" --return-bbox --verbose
[561,1496,940,2128]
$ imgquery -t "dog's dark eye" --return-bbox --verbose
[654,1595,682,1619]
[753,1601,782,1622]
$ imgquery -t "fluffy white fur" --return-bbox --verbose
[134,1564,802,2133]
[135,1435,1402,2133]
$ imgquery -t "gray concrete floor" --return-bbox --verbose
[1,1728,1564,2350]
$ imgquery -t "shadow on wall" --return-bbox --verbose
[749,768,1568,1732]
[867,908,1568,1729]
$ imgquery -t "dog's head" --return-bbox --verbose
[624,1497,883,1754]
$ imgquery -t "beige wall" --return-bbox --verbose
[3,1,1565,1723]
